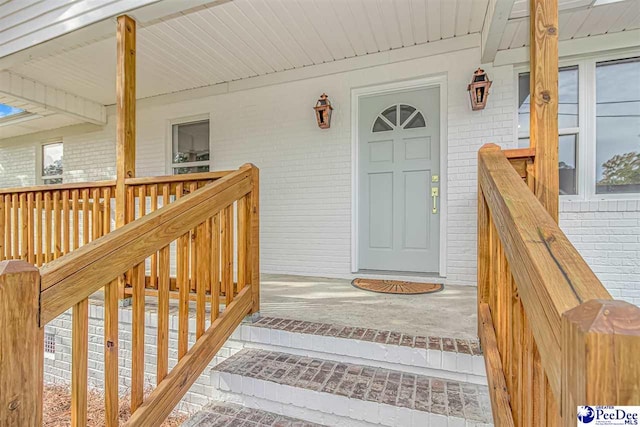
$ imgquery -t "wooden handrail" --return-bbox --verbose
[478,144,640,426]
[124,170,232,185]
[0,180,116,195]
[40,165,252,324]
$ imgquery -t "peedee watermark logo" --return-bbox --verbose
[578,406,640,426]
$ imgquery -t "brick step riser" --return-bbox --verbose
[210,371,492,427]
[224,323,487,385]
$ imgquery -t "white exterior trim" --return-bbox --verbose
[0,71,106,125]
[494,29,640,66]
[350,75,448,277]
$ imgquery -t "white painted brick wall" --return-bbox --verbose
[0,43,638,304]
[560,200,640,306]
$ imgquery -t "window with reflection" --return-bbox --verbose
[518,67,579,195]
[595,58,640,194]
[171,120,210,175]
[41,142,63,185]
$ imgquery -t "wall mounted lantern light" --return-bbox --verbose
[467,68,492,111]
[314,93,333,129]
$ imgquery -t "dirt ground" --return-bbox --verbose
[43,384,188,426]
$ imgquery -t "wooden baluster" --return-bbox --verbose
[20,194,27,260]
[53,191,61,259]
[221,204,233,306]
[131,260,145,412]
[35,193,43,265]
[103,188,111,236]
[62,191,70,255]
[104,275,119,427]
[12,194,19,259]
[211,213,220,321]
[44,192,52,262]
[4,195,11,260]
[0,261,43,426]
[26,193,34,264]
[0,195,4,260]
[150,184,158,289]
[157,243,170,383]
[521,314,535,426]
[71,190,80,252]
[82,189,90,246]
[92,188,101,240]
[190,182,197,294]
[176,183,189,359]
[196,219,209,338]
[237,196,247,292]
[71,298,88,427]
[508,267,521,425]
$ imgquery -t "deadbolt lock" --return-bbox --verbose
[432,175,439,183]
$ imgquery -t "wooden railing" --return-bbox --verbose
[0,181,116,266]
[0,163,259,426]
[477,144,640,427]
[0,171,233,300]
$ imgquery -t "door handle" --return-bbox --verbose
[431,187,439,214]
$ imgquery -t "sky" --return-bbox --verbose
[0,103,24,118]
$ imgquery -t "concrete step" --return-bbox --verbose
[221,316,486,385]
[209,348,493,427]
[183,401,327,427]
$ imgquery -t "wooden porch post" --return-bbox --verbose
[104,14,135,427]
[0,260,43,426]
[529,0,559,222]
[115,14,136,231]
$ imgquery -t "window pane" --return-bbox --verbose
[559,134,577,195]
[381,106,397,126]
[518,67,579,135]
[172,120,210,164]
[399,104,416,126]
[42,143,63,177]
[173,165,210,175]
[373,117,392,132]
[596,58,640,194]
[518,136,577,195]
[404,112,426,129]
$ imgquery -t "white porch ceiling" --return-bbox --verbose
[499,0,640,50]
[8,0,491,105]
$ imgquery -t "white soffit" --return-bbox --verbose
[498,0,640,51]
[7,0,490,105]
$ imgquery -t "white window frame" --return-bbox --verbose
[166,113,212,175]
[514,48,640,200]
[37,140,63,185]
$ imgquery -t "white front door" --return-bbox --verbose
[358,87,440,273]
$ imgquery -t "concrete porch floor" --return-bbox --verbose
[258,274,478,340]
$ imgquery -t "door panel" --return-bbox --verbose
[358,87,440,273]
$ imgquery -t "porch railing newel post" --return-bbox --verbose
[561,299,640,427]
[0,260,43,426]
[249,164,260,315]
